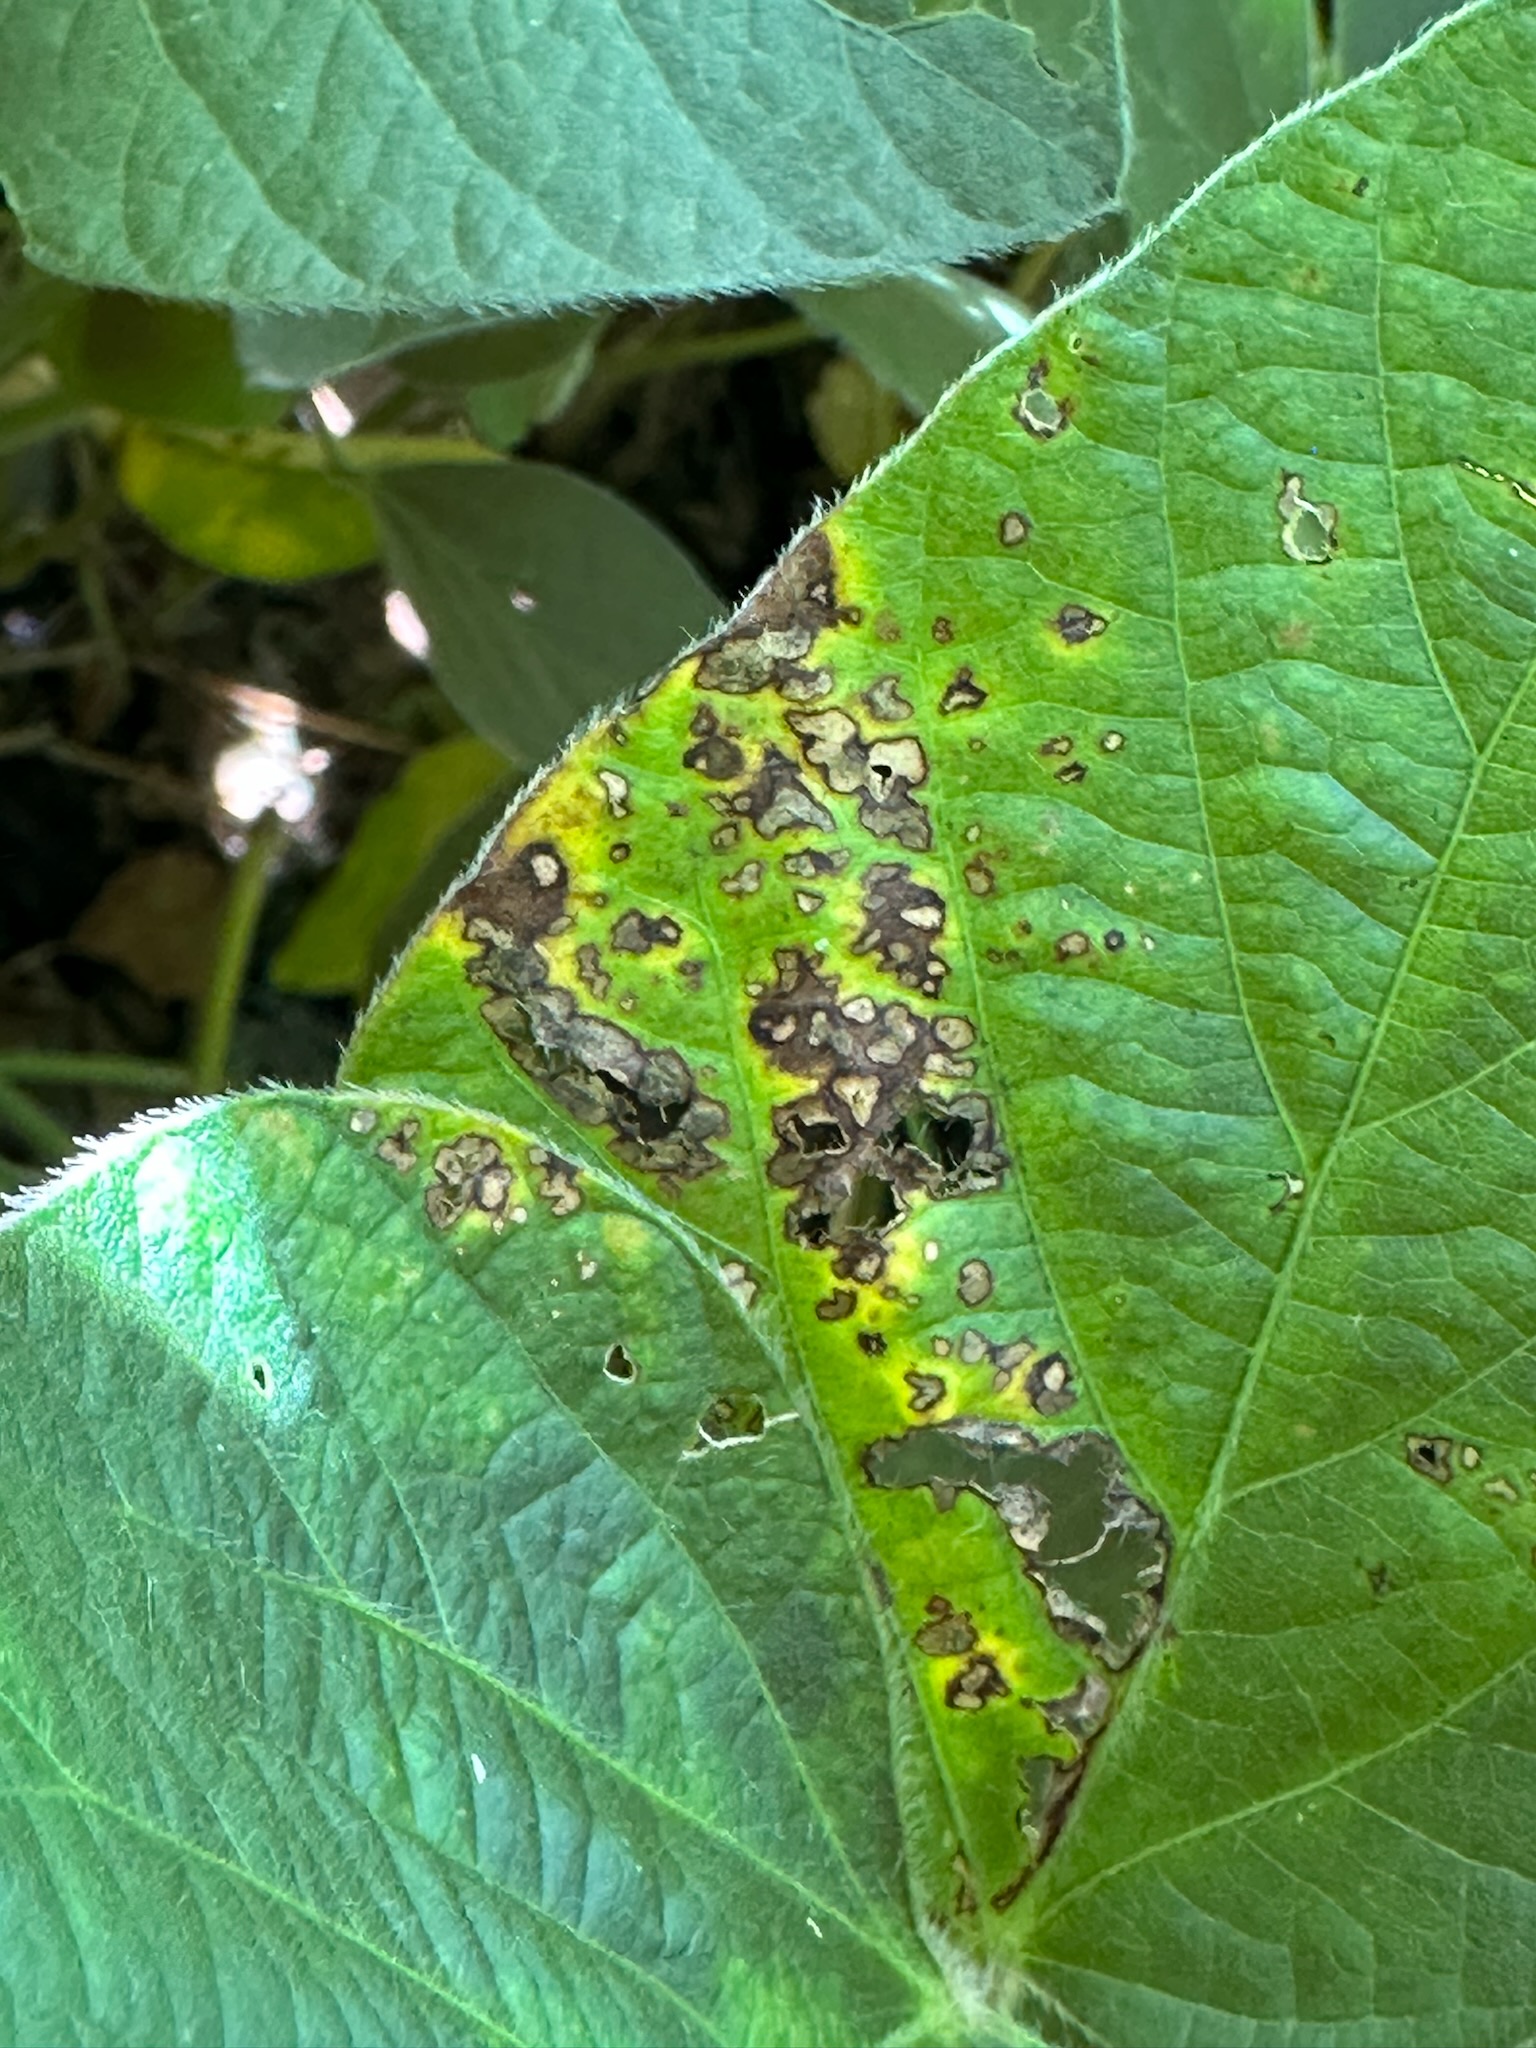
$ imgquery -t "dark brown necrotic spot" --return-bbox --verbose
[782,847,849,880]
[1014,358,1071,441]
[749,948,1004,1279]
[857,1330,888,1357]
[916,1596,978,1658]
[453,849,729,1181]
[610,911,681,955]
[816,1288,857,1321]
[735,746,835,838]
[940,669,988,715]
[946,1654,1010,1711]
[1055,930,1092,962]
[1025,1351,1077,1417]
[692,1387,767,1450]
[863,1417,1169,1671]
[1055,604,1106,645]
[693,529,852,697]
[786,708,931,851]
[905,1369,946,1414]
[424,1132,511,1231]
[957,1258,993,1307]
[604,1343,639,1383]
[853,861,948,999]
[683,705,747,780]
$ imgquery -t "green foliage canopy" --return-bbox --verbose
[3,2,1536,2043]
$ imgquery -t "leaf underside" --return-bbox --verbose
[5,2,1536,2043]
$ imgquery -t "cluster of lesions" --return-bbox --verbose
[350,1102,586,1232]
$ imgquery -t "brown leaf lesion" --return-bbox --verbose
[453,840,731,1181]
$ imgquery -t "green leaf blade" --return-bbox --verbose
[366,461,720,763]
[0,1094,932,2045]
[0,1,1122,315]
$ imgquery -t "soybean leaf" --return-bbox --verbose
[116,424,379,582]
[348,2,1536,2038]
[61,293,288,430]
[0,1092,946,2046]
[1333,0,1456,71]
[366,462,719,763]
[1114,0,1316,221]
[793,269,1034,416]
[0,0,1122,317]
[233,309,508,392]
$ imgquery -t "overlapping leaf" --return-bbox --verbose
[0,0,1123,314]
[5,3,1536,2042]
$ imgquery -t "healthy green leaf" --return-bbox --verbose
[366,462,719,764]
[344,1,1536,2036]
[0,1092,944,2046]
[0,0,1122,316]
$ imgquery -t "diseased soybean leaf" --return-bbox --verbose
[349,2,1536,2037]
[366,462,719,763]
[0,1092,942,2047]
[0,0,1121,316]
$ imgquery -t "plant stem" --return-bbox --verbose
[190,813,283,1094]
[0,1078,71,1164]
[0,638,103,677]
[0,1052,190,1092]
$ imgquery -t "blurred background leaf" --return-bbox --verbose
[365,460,719,763]
[1114,0,1315,223]
[273,732,511,1001]
[115,426,379,582]
[1330,0,1447,71]
[793,267,1033,414]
